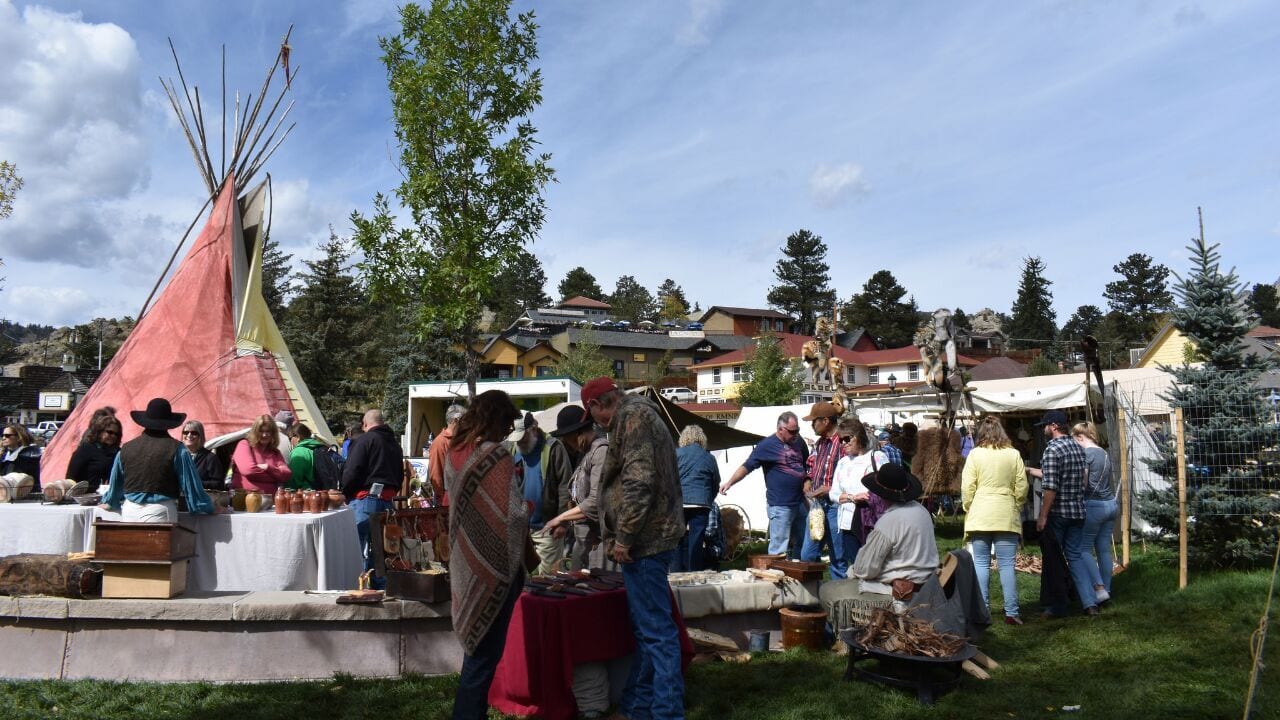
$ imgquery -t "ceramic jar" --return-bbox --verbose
[290,489,304,513]
[274,487,289,514]
[327,489,344,510]
[245,490,263,513]
[307,490,324,513]
[231,489,247,512]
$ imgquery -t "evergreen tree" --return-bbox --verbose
[842,270,919,348]
[558,266,603,301]
[1006,256,1058,354]
[261,232,294,321]
[555,328,614,382]
[655,278,689,321]
[1248,282,1280,328]
[952,307,972,332]
[608,275,655,324]
[1059,304,1104,342]
[1103,253,1173,346]
[1139,214,1280,568]
[488,246,552,328]
[379,302,464,433]
[735,333,803,406]
[1025,356,1059,376]
[766,229,836,336]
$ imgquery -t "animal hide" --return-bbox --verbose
[912,427,965,496]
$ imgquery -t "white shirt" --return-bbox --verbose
[829,450,887,531]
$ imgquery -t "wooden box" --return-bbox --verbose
[386,570,450,603]
[768,559,827,583]
[100,559,189,599]
[93,521,196,562]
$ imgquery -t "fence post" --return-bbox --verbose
[1175,406,1188,590]
[1118,406,1131,567]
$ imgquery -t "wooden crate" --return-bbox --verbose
[386,570,450,603]
[100,559,189,599]
[768,559,827,583]
[93,521,196,562]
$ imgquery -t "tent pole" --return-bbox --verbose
[1118,403,1131,567]
[1175,407,1188,589]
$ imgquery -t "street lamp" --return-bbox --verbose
[887,374,898,425]
[887,374,897,392]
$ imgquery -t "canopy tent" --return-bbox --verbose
[42,37,332,478]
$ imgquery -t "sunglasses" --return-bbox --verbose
[839,435,855,443]
[103,430,121,435]
[182,431,201,437]
[1,433,14,438]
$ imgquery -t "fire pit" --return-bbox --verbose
[838,628,975,705]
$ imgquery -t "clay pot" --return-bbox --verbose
[290,489,304,513]
[245,490,263,513]
[306,490,323,513]
[274,487,289,514]
[231,489,247,511]
[327,489,344,510]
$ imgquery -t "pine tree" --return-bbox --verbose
[842,270,919,348]
[261,232,294,321]
[952,308,972,332]
[1248,283,1280,328]
[488,246,552,328]
[379,302,464,433]
[655,278,689,321]
[558,266,604,302]
[1006,256,1058,354]
[1103,253,1173,346]
[735,333,803,406]
[766,229,836,336]
[1138,212,1280,568]
[608,275,655,324]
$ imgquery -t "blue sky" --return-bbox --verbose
[0,0,1277,329]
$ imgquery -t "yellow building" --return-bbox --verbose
[1134,322,1195,368]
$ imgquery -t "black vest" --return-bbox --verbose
[119,433,182,498]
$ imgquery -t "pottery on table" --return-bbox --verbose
[274,487,289,514]
[245,490,263,513]
[327,489,344,510]
[231,489,247,511]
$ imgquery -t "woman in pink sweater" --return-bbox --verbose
[231,415,292,493]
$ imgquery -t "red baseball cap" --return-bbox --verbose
[580,377,619,406]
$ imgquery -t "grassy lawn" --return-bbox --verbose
[2,518,1277,719]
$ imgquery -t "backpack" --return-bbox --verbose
[311,445,342,491]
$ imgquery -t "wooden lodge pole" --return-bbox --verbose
[1175,407,1188,589]
[1118,406,1131,567]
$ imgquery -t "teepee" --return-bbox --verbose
[42,31,332,478]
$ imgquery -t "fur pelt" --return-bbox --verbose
[911,427,965,496]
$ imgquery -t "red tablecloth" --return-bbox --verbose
[489,587,694,720]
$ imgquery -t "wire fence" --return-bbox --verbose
[1110,368,1280,575]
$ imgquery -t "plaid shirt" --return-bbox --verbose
[879,442,904,467]
[807,434,842,506]
[1041,435,1087,520]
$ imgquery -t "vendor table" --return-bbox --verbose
[489,587,695,720]
[0,502,96,556]
[93,507,364,592]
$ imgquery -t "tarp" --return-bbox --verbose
[531,388,765,452]
[41,177,333,478]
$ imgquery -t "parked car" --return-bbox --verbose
[28,420,64,443]
[659,387,696,403]
[685,322,703,330]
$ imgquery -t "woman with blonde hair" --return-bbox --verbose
[961,415,1028,624]
[1073,421,1116,604]
[673,424,721,571]
[230,414,292,494]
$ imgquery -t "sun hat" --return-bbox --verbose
[802,401,839,421]
[863,462,923,503]
[130,397,187,431]
[549,405,593,437]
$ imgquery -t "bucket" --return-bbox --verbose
[748,553,785,570]
[779,605,827,651]
[748,630,770,653]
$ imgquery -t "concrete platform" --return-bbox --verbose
[0,592,462,682]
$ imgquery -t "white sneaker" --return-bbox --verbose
[1095,588,1111,603]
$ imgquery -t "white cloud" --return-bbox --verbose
[342,0,399,36]
[6,284,95,326]
[809,162,871,208]
[677,0,723,46]
[0,1,149,267]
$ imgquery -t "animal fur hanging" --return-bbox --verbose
[912,427,965,496]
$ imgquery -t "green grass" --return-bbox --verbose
[2,520,1278,720]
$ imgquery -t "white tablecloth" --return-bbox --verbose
[92,507,364,592]
[0,502,97,556]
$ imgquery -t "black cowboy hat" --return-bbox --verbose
[863,462,923,504]
[549,405,593,438]
[130,397,187,431]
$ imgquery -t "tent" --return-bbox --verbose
[42,40,331,478]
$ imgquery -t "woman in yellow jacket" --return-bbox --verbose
[961,416,1029,624]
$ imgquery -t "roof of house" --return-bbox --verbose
[1248,325,1280,339]
[851,346,981,367]
[967,356,1029,381]
[694,333,863,369]
[559,296,611,310]
[697,306,792,323]
[834,328,875,350]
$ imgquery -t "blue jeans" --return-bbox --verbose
[452,575,523,720]
[674,507,711,572]
[839,529,861,572]
[801,502,847,579]
[352,496,394,586]
[766,503,806,559]
[970,532,1020,619]
[1083,498,1118,595]
[1048,515,1096,615]
[620,550,684,720]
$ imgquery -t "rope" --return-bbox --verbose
[1242,526,1280,719]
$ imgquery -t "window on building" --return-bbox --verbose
[713,368,721,385]
[775,319,784,331]
[909,363,920,381]
[536,366,553,377]
[613,360,624,378]
[869,367,879,384]
[515,366,524,378]
[733,366,744,382]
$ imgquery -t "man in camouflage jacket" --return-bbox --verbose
[582,377,685,720]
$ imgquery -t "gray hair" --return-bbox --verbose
[776,411,798,429]
[182,420,205,440]
[445,404,466,424]
[678,425,708,448]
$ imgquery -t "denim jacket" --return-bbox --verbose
[676,444,720,508]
